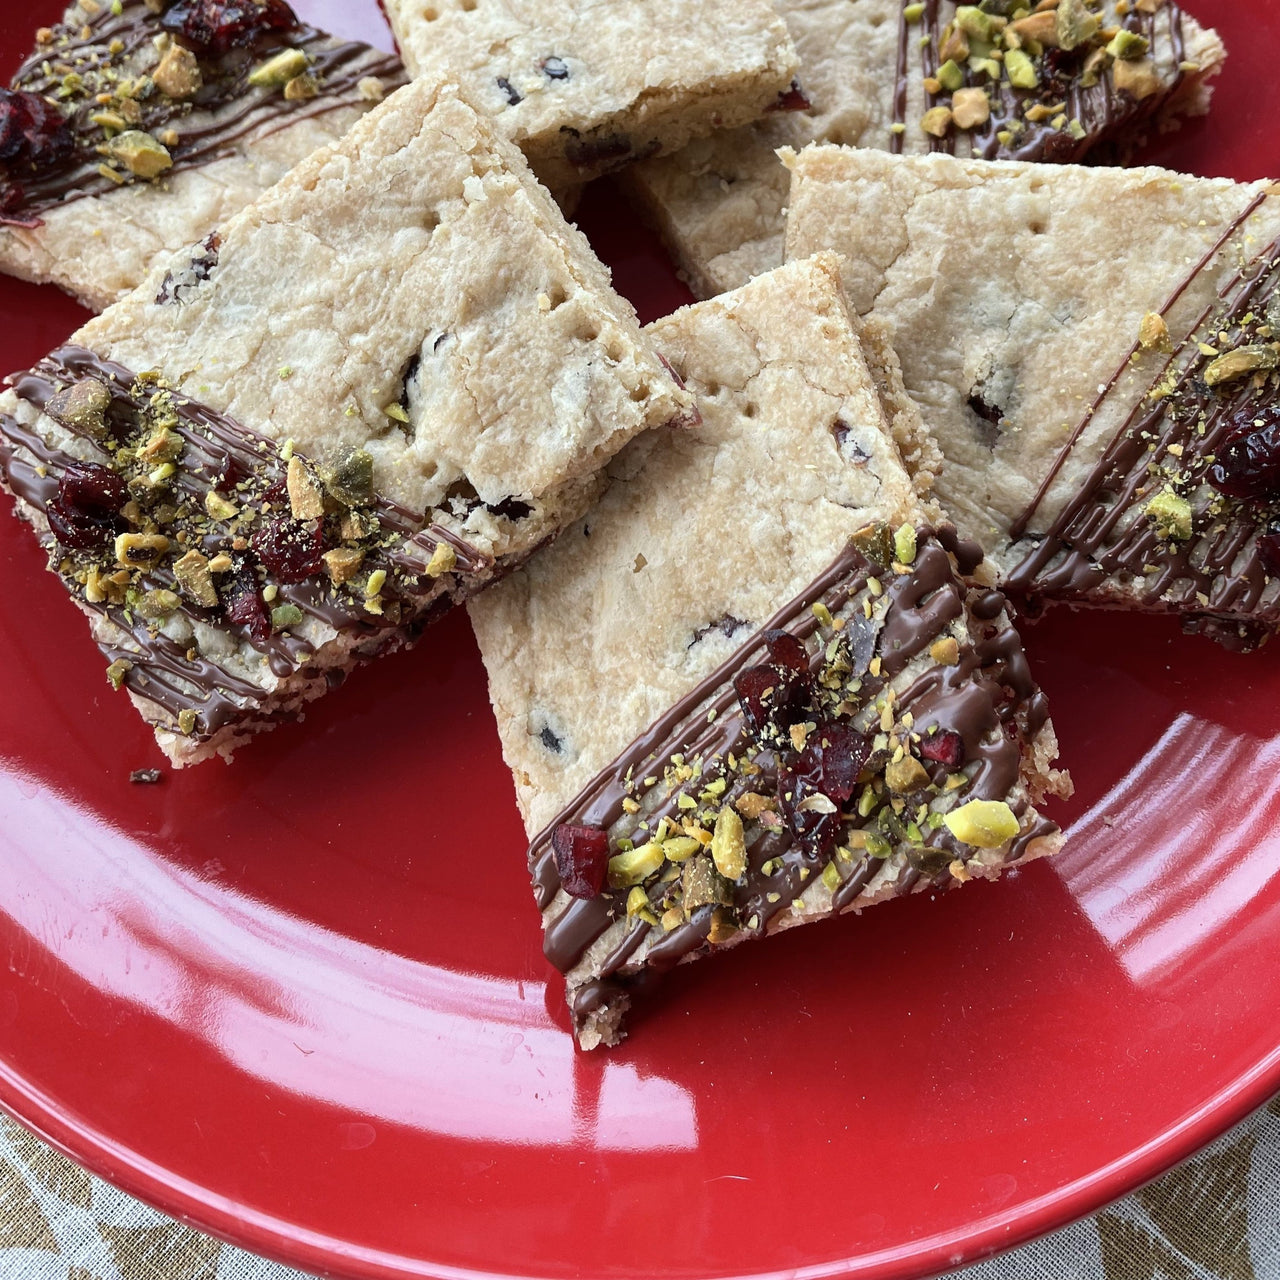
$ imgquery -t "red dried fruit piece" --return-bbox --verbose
[221,556,271,642]
[1207,404,1280,501]
[551,824,609,899]
[252,514,325,583]
[767,80,812,113]
[161,0,299,55]
[920,729,965,769]
[764,629,809,674]
[46,461,127,550]
[0,88,73,171]
[777,722,871,859]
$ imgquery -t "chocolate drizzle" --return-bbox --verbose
[5,0,404,220]
[0,346,489,741]
[892,0,1188,163]
[528,530,1057,1028]
[1006,202,1280,648]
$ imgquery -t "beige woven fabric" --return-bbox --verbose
[0,1106,1273,1279]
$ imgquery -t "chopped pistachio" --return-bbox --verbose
[249,48,310,88]
[153,42,201,98]
[1080,44,1110,86]
[951,86,991,128]
[735,790,774,820]
[1106,28,1149,59]
[323,546,365,585]
[284,73,319,101]
[939,21,970,63]
[174,549,218,607]
[1112,55,1160,98]
[1011,11,1059,45]
[625,886,651,919]
[903,1,925,19]
[105,658,133,690]
[325,448,375,506]
[1004,48,1039,88]
[136,588,181,619]
[955,5,1002,41]
[105,130,172,179]
[426,542,457,578]
[47,377,111,438]
[177,709,198,736]
[365,568,388,598]
[207,553,233,573]
[114,531,169,569]
[1138,311,1170,351]
[1145,487,1192,542]
[204,490,239,521]
[608,841,664,888]
[271,603,304,632]
[707,907,738,945]
[287,455,326,520]
[1203,344,1279,386]
[921,105,953,137]
[385,403,411,424]
[682,854,732,911]
[710,805,747,880]
[937,58,965,92]
[812,600,834,628]
[930,636,961,666]
[885,756,930,794]
[821,860,842,893]
[944,799,1020,848]
[662,836,702,863]
[1056,0,1099,49]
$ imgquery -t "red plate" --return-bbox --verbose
[1,4,1278,1278]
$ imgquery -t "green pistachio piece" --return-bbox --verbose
[105,130,172,179]
[249,48,310,88]
[325,448,375,506]
[1107,29,1150,60]
[893,523,918,565]
[47,377,111,438]
[937,58,965,91]
[943,799,1020,848]
[885,756,930,794]
[1145,488,1192,542]
[607,841,665,888]
[1004,48,1039,89]
[271,603,305,632]
[1055,0,1099,51]
[710,806,747,880]
[1203,344,1279,386]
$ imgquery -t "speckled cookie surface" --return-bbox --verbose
[0,77,693,766]
[626,0,1224,298]
[469,255,1065,1048]
[784,146,1280,647]
[382,0,799,189]
[0,0,405,311]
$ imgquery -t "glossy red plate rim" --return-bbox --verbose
[4,1042,1279,1280]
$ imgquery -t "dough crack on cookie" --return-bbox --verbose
[0,78,694,767]
[469,255,1066,1049]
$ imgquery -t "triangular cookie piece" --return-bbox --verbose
[469,255,1067,1049]
[625,0,1224,298]
[0,0,406,309]
[0,78,694,766]
[382,0,801,190]
[784,147,1280,649]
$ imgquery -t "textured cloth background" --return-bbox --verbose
[0,1104,1274,1280]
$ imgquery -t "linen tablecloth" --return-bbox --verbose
[0,1104,1272,1280]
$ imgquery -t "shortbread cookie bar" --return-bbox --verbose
[784,146,1280,649]
[0,78,694,766]
[0,0,406,310]
[626,0,1223,298]
[382,0,801,190]
[469,255,1067,1048]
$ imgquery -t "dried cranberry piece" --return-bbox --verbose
[767,80,812,113]
[1207,404,1280,501]
[46,461,127,549]
[220,555,271,642]
[920,729,965,769]
[776,722,870,859]
[551,824,609,899]
[161,0,299,54]
[0,89,73,171]
[252,514,325,583]
[764,629,809,674]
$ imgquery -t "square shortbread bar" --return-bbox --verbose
[0,77,694,765]
[470,255,1066,1048]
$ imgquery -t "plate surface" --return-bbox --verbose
[1,4,1279,1278]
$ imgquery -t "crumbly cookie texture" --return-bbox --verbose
[0,77,693,767]
[783,146,1280,649]
[625,0,1224,298]
[382,0,800,189]
[0,0,405,311]
[469,255,1066,1049]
